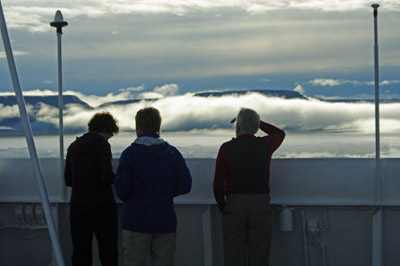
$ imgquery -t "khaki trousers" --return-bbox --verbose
[122,230,176,266]
[223,194,272,266]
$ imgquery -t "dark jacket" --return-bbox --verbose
[64,132,116,205]
[115,133,192,233]
[213,121,285,212]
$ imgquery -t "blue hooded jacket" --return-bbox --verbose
[115,133,192,233]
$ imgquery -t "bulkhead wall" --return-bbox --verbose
[1,158,400,266]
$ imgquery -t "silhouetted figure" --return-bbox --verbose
[65,112,120,266]
[115,106,192,266]
[213,108,285,266]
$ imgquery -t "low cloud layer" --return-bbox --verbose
[2,87,400,135]
[308,78,400,87]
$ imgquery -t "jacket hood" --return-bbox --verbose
[134,135,166,146]
[131,134,172,158]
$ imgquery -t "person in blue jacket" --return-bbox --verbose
[115,106,192,266]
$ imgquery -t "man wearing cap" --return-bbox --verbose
[213,107,285,266]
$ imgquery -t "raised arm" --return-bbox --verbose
[260,120,285,152]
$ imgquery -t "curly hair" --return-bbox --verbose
[88,112,120,135]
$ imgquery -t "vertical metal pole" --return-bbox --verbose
[372,3,381,205]
[371,4,382,266]
[0,2,65,266]
[51,10,68,202]
[57,30,65,200]
[373,4,380,162]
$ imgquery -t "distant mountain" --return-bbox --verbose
[97,98,155,108]
[2,90,400,136]
[194,89,308,99]
[0,95,91,136]
[0,95,92,109]
[97,90,308,108]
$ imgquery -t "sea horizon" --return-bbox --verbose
[1,131,398,159]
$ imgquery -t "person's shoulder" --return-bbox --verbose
[95,137,111,151]
[163,142,184,156]
[164,142,179,152]
[257,135,269,141]
[66,135,83,151]
[121,144,137,154]
[221,137,237,146]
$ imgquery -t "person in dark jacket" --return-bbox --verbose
[213,108,285,266]
[115,107,192,266]
[64,112,120,266]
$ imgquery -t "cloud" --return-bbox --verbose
[2,0,397,90]
[3,87,400,135]
[0,104,21,119]
[137,92,163,99]
[136,84,179,99]
[381,80,400,86]
[293,84,305,95]
[308,78,400,87]
[154,84,179,96]
[122,86,145,92]
[2,1,399,33]
[0,89,58,96]
[100,91,400,134]
[64,86,145,107]
[0,51,29,58]
[308,78,347,87]
[34,103,59,124]
[259,78,271,82]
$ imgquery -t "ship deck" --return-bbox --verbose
[1,158,399,266]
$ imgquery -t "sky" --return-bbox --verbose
[0,0,399,99]
[1,0,400,159]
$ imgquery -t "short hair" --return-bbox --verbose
[135,107,162,134]
[236,108,260,134]
[88,112,119,135]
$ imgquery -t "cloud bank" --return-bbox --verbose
[308,78,400,87]
[2,87,400,135]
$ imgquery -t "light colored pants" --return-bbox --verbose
[122,230,176,266]
[223,194,272,266]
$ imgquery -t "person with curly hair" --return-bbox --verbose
[65,112,120,266]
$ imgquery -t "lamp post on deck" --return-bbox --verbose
[371,5,382,266]
[372,4,381,205]
[372,4,380,163]
[50,10,68,201]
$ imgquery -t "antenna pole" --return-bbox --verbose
[372,3,381,206]
[51,10,68,202]
[372,4,380,162]
[371,4,382,266]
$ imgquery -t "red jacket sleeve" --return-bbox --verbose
[213,146,228,212]
[259,120,285,154]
